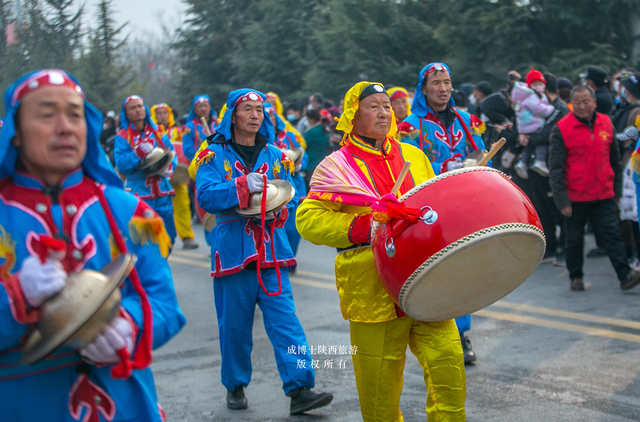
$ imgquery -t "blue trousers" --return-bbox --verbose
[213,268,314,394]
[455,315,471,334]
[146,195,176,245]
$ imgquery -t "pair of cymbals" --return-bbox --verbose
[20,254,136,365]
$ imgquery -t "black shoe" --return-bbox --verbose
[182,238,199,250]
[553,250,566,267]
[226,386,248,410]
[586,247,607,258]
[460,333,476,364]
[570,278,585,291]
[288,387,333,415]
[621,271,640,291]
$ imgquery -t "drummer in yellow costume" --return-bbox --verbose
[297,82,466,421]
[151,103,199,249]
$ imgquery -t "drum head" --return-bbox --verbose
[170,164,190,187]
[399,224,545,322]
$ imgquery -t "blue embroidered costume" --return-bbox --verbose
[398,63,486,177]
[0,69,186,421]
[398,63,487,337]
[195,89,315,395]
[113,96,178,244]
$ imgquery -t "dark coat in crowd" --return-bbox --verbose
[480,90,518,170]
[595,86,615,115]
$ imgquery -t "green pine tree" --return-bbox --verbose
[76,0,139,113]
[173,0,261,111]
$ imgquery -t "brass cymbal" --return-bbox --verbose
[20,254,136,365]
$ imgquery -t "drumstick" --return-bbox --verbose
[200,117,212,137]
[391,161,411,195]
[477,138,506,167]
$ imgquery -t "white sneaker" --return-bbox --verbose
[514,160,529,179]
[532,160,549,177]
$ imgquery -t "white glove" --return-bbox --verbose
[247,172,266,193]
[80,317,134,364]
[447,159,463,172]
[294,162,302,173]
[264,211,276,220]
[19,256,67,308]
[138,141,154,154]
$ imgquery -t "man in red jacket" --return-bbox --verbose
[549,85,640,291]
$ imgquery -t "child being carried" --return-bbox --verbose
[512,68,555,178]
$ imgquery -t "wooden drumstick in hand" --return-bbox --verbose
[478,138,506,167]
[391,161,411,195]
[200,117,212,137]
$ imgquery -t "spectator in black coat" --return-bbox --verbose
[579,65,615,115]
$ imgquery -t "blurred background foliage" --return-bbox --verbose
[1,0,639,115]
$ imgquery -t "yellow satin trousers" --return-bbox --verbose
[350,316,466,422]
[172,183,194,241]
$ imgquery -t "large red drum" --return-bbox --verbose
[170,142,191,187]
[372,167,545,322]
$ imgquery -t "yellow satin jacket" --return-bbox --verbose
[296,137,435,323]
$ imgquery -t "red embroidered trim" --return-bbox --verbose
[1,274,39,325]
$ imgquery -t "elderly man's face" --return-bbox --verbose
[422,71,452,111]
[232,101,264,135]
[125,98,146,125]
[391,97,408,121]
[155,107,170,127]
[13,86,87,178]
[194,101,211,119]
[572,90,597,121]
[352,93,392,140]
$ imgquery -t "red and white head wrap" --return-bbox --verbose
[11,69,83,106]
[124,95,143,108]
[234,91,264,107]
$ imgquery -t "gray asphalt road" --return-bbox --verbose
[154,226,640,421]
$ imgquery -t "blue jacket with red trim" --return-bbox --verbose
[398,105,486,175]
[0,168,186,421]
[194,133,298,277]
[113,123,177,201]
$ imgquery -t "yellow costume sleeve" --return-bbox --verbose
[188,140,210,180]
[296,199,367,249]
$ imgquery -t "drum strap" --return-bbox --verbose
[336,243,371,254]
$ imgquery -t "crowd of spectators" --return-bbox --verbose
[275,65,640,291]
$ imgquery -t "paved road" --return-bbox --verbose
[154,226,640,421]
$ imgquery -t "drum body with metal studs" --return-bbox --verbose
[371,167,545,322]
